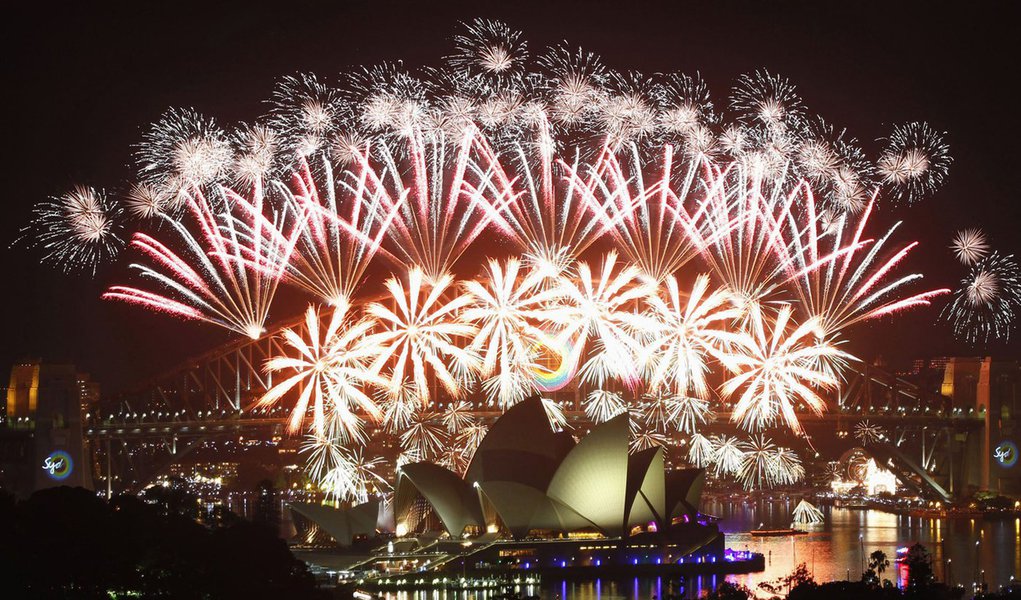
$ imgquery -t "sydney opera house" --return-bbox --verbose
[290,398,757,578]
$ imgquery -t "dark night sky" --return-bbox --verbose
[3,1,1019,392]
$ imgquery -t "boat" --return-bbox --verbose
[749,528,809,537]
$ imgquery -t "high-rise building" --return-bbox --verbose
[0,360,93,496]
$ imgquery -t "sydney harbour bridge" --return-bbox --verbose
[83,310,1014,503]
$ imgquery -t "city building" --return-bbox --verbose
[1,360,93,496]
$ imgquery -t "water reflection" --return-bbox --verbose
[374,500,1021,599]
[712,498,1021,595]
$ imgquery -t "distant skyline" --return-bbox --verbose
[4,0,1020,392]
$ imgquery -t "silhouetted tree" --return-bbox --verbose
[863,549,890,585]
[706,581,752,600]
[904,542,935,594]
[0,486,323,599]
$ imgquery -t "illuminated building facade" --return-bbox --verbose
[0,360,92,495]
[289,398,739,578]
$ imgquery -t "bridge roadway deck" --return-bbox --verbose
[84,410,984,440]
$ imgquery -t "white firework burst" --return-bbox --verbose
[951,228,990,266]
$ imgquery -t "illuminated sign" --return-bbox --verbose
[994,441,1018,468]
[42,450,73,481]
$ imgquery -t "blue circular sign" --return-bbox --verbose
[42,450,73,481]
[994,441,1018,469]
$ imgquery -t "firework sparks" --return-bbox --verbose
[642,273,744,398]
[103,188,290,339]
[367,268,478,403]
[942,252,1021,343]
[854,420,887,445]
[950,228,990,266]
[780,198,950,341]
[256,302,384,436]
[400,410,447,462]
[687,433,715,468]
[461,258,559,407]
[584,389,628,423]
[711,434,745,477]
[137,108,234,204]
[22,185,124,273]
[441,400,476,432]
[722,304,848,436]
[877,122,951,204]
[554,251,656,387]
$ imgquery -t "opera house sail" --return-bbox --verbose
[288,397,757,578]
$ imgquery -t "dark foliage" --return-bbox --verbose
[0,486,324,599]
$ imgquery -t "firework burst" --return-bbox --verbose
[854,420,886,445]
[942,252,1021,343]
[585,389,628,423]
[722,304,848,436]
[103,188,289,339]
[877,122,951,204]
[23,185,125,273]
[950,228,990,266]
[367,268,478,403]
[257,302,384,436]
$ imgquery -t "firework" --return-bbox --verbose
[273,155,400,306]
[854,420,886,445]
[779,198,949,341]
[710,434,745,477]
[23,185,124,273]
[448,18,528,79]
[454,423,489,462]
[461,258,559,407]
[942,252,1021,343]
[136,108,234,204]
[307,439,389,504]
[730,70,805,135]
[769,446,805,486]
[950,228,990,266]
[585,389,628,423]
[103,187,290,339]
[554,251,656,387]
[256,302,384,436]
[664,394,715,435]
[687,432,715,468]
[686,161,803,303]
[483,141,607,272]
[738,435,804,490]
[722,304,847,435]
[351,126,513,279]
[441,400,476,432]
[642,273,744,397]
[125,183,176,220]
[738,435,777,490]
[400,410,447,462]
[268,73,346,160]
[568,144,706,283]
[877,122,951,204]
[367,268,478,403]
[630,421,670,452]
[377,379,419,433]
[541,397,569,431]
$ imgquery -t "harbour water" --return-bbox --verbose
[373,499,1021,599]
